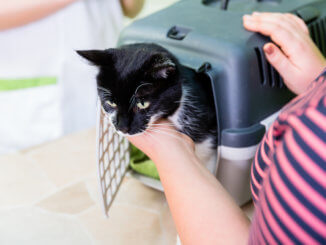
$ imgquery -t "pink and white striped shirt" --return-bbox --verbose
[249,69,326,244]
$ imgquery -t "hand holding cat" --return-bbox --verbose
[243,12,326,95]
[127,120,195,163]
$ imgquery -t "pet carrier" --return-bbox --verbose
[97,0,326,216]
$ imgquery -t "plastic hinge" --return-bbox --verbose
[167,26,191,40]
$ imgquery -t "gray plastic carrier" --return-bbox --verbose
[97,0,326,216]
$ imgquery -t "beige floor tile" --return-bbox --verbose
[24,129,96,187]
[84,174,102,204]
[37,182,95,215]
[114,177,166,213]
[0,154,56,207]
[85,176,176,244]
[0,207,92,245]
[159,202,177,245]
[79,204,166,245]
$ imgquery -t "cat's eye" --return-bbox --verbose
[137,101,150,110]
[106,100,117,108]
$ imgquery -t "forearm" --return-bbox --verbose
[152,150,251,245]
[0,0,77,31]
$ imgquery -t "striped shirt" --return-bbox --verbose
[249,69,326,244]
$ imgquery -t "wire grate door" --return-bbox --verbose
[96,101,130,216]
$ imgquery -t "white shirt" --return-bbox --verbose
[0,0,123,154]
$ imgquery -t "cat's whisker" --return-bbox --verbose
[144,130,159,142]
[149,123,177,128]
[147,128,184,142]
[143,130,165,148]
[146,130,180,148]
[149,123,175,127]
[149,125,178,130]
[149,126,179,133]
[147,128,195,156]
[147,126,186,139]
[150,122,175,125]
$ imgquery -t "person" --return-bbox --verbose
[0,0,144,154]
[128,12,326,244]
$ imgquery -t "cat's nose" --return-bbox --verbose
[116,114,129,133]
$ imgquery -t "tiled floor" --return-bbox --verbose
[0,129,254,245]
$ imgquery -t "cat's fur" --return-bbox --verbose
[77,43,218,173]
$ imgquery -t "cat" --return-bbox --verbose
[77,43,218,173]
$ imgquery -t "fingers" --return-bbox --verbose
[243,15,296,56]
[262,42,298,77]
[284,13,309,34]
[243,12,326,95]
[243,12,313,58]
[249,12,309,35]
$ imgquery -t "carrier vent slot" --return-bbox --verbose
[254,47,284,88]
[308,17,326,56]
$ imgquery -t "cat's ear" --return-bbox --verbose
[150,54,176,79]
[76,49,113,66]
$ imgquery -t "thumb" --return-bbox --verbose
[263,43,297,79]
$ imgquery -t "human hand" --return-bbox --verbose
[127,120,195,162]
[243,12,326,95]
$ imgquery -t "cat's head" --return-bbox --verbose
[77,43,182,136]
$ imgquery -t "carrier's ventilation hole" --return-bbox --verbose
[125,154,130,166]
[254,48,265,86]
[108,128,112,140]
[123,139,129,149]
[308,17,326,56]
[112,179,117,193]
[116,168,121,182]
[99,142,103,156]
[106,189,112,204]
[109,143,114,160]
[99,162,104,176]
[105,170,111,187]
[119,147,124,159]
[103,119,108,132]
[104,152,109,169]
[110,163,116,177]
[103,116,109,127]
[114,152,120,167]
[254,47,284,88]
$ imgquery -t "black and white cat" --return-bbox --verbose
[77,43,218,173]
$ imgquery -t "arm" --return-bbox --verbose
[243,12,326,95]
[0,0,78,31]
[128,123,250,245]
[120,0,144,18]
[129,13,326,244]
